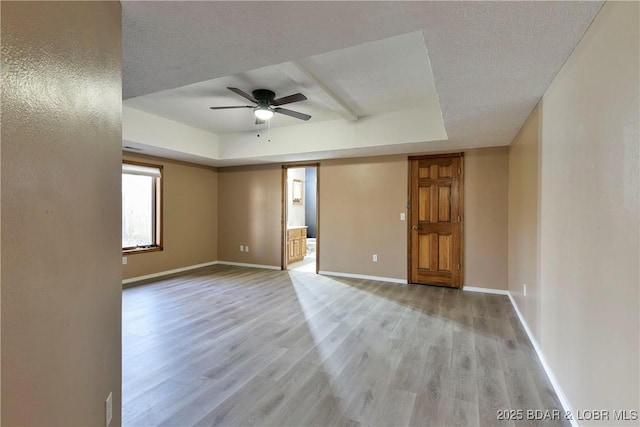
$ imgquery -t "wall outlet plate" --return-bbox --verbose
[240,245,244,252]
[122,257,127,265]
[373,254,378,262]
[245,246,249,253]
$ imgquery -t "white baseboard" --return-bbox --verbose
[318,270,407,285]
[123,260,282,286]
[122,260,218,285]
[317,275,513,292]
[215,261,281,271]
[508,293,579,427]
[463,286,509,295]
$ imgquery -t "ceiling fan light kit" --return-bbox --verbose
[210,87,311,124]
[254,107,274,121]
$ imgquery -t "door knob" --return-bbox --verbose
[412,225,419,230]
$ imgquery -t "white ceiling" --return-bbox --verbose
[124,31,441,134]
[121,1,603,167]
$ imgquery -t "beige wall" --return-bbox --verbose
[317,150,509,288]
[320,156,409,279]
[508,104,541,334]
[509,106,540,336]
[509,1,639,422]
[215,152,508,286]
[464,147,509,290]
[122,153,218,280]
[1,2,122,425]
[217,164,282,267]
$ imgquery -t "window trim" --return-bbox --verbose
[122,160,163,255]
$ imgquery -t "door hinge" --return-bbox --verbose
[458,167,461,175]
[457,263,461,271]
[457,215,461,222]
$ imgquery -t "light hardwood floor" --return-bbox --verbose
[123,265,567,427]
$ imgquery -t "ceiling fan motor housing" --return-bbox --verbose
[253,89,276,106]
[210,87,311,122]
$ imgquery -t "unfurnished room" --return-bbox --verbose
[1,1,639,427]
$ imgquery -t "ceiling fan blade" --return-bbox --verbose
[209,105,253,110]
[255,117,266,125]
[227,87,257,103]
[274,107,311,121]
[272,93,307,106]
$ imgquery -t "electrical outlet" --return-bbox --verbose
[245,246,249,253]
[240,245,244,252]
[122,257,127,265]
[373,254,378,262]
[105,392,112,427]
[523,284,527,297]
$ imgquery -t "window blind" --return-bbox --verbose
[122,163,161,178]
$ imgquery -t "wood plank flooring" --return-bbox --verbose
[122,265,567,427]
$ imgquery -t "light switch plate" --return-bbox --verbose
[400,213,406,221]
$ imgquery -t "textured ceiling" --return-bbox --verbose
[124,31,440,134]
[122,1,418,98]
[122,1,603,165]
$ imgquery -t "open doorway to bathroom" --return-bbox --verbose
[282,163,319,273]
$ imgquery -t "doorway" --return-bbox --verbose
[408,153,464,288]
[282,164,319,272]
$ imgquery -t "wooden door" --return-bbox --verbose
[408,154,463,288]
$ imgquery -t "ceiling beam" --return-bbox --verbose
[279,61,358,122]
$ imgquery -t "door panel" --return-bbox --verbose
[418,234,430,270]
[419,187,429,221]
[438,234,451,271]
[438,187,451,221]
[409,154,463,288]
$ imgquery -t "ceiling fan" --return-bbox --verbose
[210,87,312,124]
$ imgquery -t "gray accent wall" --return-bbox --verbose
[305,167,317,238]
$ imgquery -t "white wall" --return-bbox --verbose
[122,104,451,166]
[287,167,306,227]
[123,105,220,159]
[219,107,448,160]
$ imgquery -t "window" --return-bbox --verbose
[122,161,162,253]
